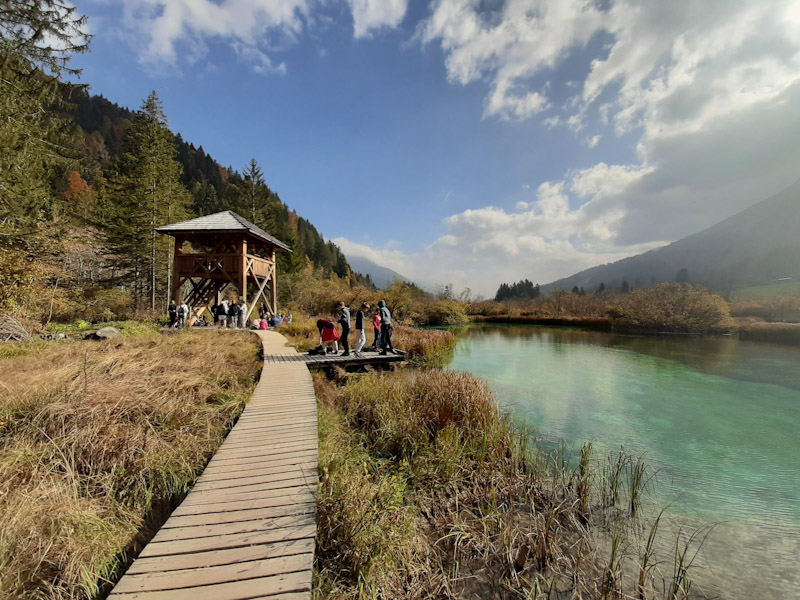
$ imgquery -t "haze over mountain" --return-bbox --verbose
[344,255,410,290]
[540,180,800,295]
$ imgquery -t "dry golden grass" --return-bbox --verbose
[0,330,261,599]
[313,369,692,599]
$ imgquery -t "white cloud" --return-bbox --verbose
[116,0,311,71]
[347,0,408,39]
[113,0,408,71]
[336,167,663,295]
[419,0,800,247]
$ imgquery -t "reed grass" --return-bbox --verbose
[313,369,703,599]
[737,321,800,345]
[0,330,261,599]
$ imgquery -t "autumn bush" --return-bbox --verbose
[423,299,469,325]
[608,283,734,333]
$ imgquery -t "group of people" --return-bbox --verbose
[167,300,190,329]
[258,305,292,328]
[167,299,292,330]
[210,299,249,329]
[316,299,397,357]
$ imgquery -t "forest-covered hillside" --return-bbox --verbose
[0,3,369,325]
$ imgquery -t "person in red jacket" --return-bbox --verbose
[368,308,381,351]
[317,318,339,354]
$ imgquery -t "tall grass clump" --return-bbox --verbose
[314,369,698,599]
[0,330,261,599]
[392,325,456,367]
[737,321,800,345]
[730,295,800,323]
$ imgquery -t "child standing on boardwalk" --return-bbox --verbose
[354,303,369,357]
[337,301,351,357]
[369,308,381,351]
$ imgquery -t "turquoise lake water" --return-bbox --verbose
[446,324,800,599]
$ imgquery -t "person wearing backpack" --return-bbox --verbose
[378,300,396,355]
[168,300,177,328]
[228,301,240,329]
[176,301,189,329]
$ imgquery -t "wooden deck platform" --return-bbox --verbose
[264,349,406,368]
[109,330,318,600]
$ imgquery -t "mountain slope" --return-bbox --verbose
[541,180,800,294]
[345,254,409,289]
[64,86,367,284]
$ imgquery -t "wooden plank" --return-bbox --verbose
[161,501,316,529]
[197,461,316,483]
[151,513,315,543]
[112,553,314,594]
[109,569,311,600]
[203,450,317,470]
[171,491,315,516]
[139,524,316,558]
[125,538,314,574]
[192,468,317,492]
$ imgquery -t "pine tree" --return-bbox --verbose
[0,0,90,228]
[104,91,188,309]
[240,158,268,223]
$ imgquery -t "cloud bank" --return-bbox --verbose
[350,0,800,294]
[114,0,409,71]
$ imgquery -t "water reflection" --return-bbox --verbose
[445,324,800,600]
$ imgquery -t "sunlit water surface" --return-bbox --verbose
[446,324,800,599]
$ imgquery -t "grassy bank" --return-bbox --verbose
[471,314,612,331]
[313,368,694,599]
[0,330,261,599]
[737,321,800,345]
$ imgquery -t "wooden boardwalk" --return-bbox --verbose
[264,349,405,368]
[109,330,318,600]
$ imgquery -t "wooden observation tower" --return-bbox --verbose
[155,211,291,326]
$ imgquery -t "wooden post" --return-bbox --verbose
[270,248,277,315]
[241,236,248,307]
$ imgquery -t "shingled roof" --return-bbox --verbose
[155,211,291,251]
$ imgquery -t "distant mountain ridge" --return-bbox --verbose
[344,254,410,289]
[540,180,800,295]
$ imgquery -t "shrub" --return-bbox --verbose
[424,299,468,326]
[392,325,455,367]
[609,283,734,333]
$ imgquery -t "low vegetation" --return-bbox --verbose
[607,284,734,334]
[313,369,699,599]
[729,295,800,323]
[0,330,261,599]
[737,321,800,345]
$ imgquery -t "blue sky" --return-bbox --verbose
[74,0,800,295]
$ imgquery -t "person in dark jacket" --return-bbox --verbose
[228,301,240,329]
[337,301,351,356]
[378,300,396,354]
[168,300,177,328]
